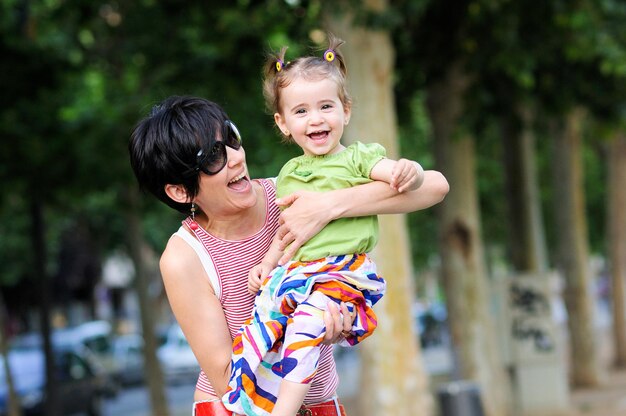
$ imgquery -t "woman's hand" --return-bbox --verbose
[322,302,355,345]
[275,191,337,264]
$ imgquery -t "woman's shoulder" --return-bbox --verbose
[161,227,212,278]
[160,230,219,296]
[252,178,278,204]
[160,231,197,274]
[254,177,277,188]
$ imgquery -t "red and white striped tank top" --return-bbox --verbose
[177,179,339,402]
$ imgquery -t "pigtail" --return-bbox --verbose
[262,46,289,114]
[264,46,289,79]
[322,33,348,78]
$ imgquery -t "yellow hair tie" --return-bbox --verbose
[324,49,335,62]
[276,60,284,72]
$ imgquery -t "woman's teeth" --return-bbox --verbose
[229,174,245,184]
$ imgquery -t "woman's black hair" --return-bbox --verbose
[129,96,230,214]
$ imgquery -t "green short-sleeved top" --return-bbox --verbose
[276,141,386,262]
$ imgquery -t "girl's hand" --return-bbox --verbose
[322,302,355,345]
[275,191,336,264]
[391,159,424,192]
[248,263,272,295]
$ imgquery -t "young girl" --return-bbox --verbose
[223,35,427,416]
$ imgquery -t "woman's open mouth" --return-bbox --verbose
[228,174,249,191]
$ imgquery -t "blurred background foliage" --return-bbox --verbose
[0,0,623,316]
[2,1,626,414]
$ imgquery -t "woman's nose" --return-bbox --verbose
[227,144,245,166]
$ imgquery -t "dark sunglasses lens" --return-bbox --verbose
[197,120,240,175]
[225,120,242,149]
[202,143,227,174]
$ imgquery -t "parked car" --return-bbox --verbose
[157,323,200,384]
[109,323,201,386]
[111,333,145,386]
[10,322,119,392]
[0,343,109,416]
[72,321,116,379]
[69,321,147,387]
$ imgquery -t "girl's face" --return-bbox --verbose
[274,77,351,157]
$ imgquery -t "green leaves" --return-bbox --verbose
[2,0,624,288]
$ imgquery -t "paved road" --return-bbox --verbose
[101,344,454,416]
[103,381,195,416]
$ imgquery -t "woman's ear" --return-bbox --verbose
[164,184,190,204]
[274,113,290,137]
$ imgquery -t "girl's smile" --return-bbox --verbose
[274,77,350,157]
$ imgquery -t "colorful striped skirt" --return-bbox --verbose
[223,253,385,416]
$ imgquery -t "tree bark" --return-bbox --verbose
[607,132,626,367]
[427,63,511,416]
[551,108,601,386]
[326,3,434,415]
[0,292,22,416]
[500,107,548,273]
[123,187,170,416]
[30,199,60,416]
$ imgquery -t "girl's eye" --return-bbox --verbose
[295,108,306,115]
[321,104,333,110]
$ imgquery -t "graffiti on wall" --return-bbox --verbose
[509,282,555,353]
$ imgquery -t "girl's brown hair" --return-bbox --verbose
[262,33,352,119]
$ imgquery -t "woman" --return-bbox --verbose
[129,95,448,416]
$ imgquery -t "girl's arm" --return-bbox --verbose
[370,158,425,192]
[248,234,283,293]
[275,169,448,263]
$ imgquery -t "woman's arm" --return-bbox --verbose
[160,236,234,398]
[343,169,448,215]
[160,231,353,397]
[275,170,448,263]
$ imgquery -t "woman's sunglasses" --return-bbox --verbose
[193,120,242,175]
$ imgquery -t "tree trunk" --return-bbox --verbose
[123,187,170,416]
[607,132,626,367]
[500,107,548,273]
[0,292,22,416]
[427,63,511,416]
[30,199,60,416]
[21,3,58,410]
[326,3,434,415]
[551,108,601,386]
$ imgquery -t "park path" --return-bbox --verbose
[569,366,626,416]
[339,319,626,416]
[567,324,626,416]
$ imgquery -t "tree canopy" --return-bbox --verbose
[1,0,624,323]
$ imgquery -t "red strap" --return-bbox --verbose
[194,400,233,416]
[194,398,347,416]
[299,399,347,416]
